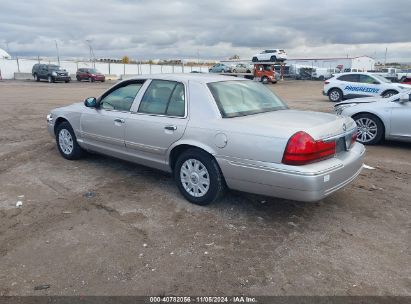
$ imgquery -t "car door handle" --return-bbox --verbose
[114,118,125,123]
[164,125,177,131]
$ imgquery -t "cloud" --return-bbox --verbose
[0,0,410,61]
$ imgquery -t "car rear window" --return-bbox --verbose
[337,74,360,82]
[207,80,287,118]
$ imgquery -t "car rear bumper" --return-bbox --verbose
[217,143,365,202]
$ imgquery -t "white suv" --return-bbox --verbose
[323,72,411,102]
[252,49,287,62]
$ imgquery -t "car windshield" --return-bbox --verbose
[49,65,62,71]
[89,69,98,73]
[373,74,391,83]
[207,80,288,118]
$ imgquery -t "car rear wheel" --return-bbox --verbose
[382,90,398,98]
[252,57,258,62]
[261,76,269,84]
[270,55,277,62]
[353,113,384,145]
[48,76,54,83]
[56,122,84,160]
[174,149,225,205]
[34,74,40,82]
[76,76,81,81]
[328,88,342,102]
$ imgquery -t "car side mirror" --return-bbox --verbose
[84,97,97,108]
[399,93,411,103]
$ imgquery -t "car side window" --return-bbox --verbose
[360,75,377,84]
[138,80,185,117]
[100,82,143,112]
[338,74,360,82]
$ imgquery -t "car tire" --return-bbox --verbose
[174,148,225,205]
[270,56,277,62]
[48,76,54,83]
[382,90,398,98]
[319,76,325,81]
[55,121,84,160]
[353,113,384,145]
[261,76,269,84]
[65,79,70,83]
[328,88,343,102]
[246,70,251,73]
[89,77,93,82]
[76,76,81,81]
[233,69,237,73]
[252,57,258,62]
[34,74,40,82]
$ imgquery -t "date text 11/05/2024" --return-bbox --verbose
[149,296,257,303]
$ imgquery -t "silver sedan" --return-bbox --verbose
[47,74,365,205]
[335,90,411,145]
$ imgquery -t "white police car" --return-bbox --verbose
[323,72,411,102]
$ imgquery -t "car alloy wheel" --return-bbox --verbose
[353,113,384,145]
[55,121,84,160]
[180,159,210,198]
[174,148,225,205]
[382,90,397,98]
[356,117,377,143]
[329,89,342,102]
[58,129,74,155]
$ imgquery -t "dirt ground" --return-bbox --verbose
[0,79,409,296]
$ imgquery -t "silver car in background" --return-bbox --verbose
[335,90,411,145]
[47,74,365,205]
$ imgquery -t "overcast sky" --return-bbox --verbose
[1,0,410,62]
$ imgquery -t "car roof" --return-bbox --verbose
[123,73,247,84]
[335,72,375,76]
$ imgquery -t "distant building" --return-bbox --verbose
[286,56,375,72]
[0,48,11,59]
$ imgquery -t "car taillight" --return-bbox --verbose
[282,131,336,165]
[324,81,330,84]
[351,131,357,144]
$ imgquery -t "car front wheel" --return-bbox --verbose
[382,90,398,98]
[56,122,84,160]
[353,113,384,145]
[174,149,225,205]
[328,88,342,102]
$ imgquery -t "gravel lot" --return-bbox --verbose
[0,79,410,296]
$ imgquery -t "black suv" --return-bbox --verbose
[32,64,71,83]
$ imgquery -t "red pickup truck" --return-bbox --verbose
[253,64,278,84]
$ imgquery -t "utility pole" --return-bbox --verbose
[384,47,388,67]
[6,42,10,57]
[55,40,60,65]
[85,40,96,67]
